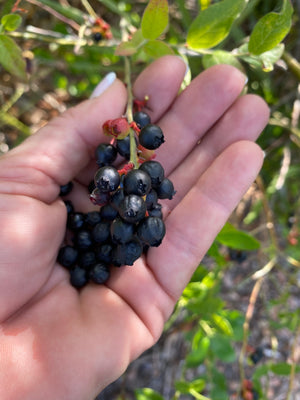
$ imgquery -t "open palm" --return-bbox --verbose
[0,56,269,400]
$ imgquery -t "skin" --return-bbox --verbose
[0,56,269,400]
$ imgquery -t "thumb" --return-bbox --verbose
[0,76,127,203]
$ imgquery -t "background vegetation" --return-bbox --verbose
[0,0,300,399]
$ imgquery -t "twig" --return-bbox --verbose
[25,0,81,31]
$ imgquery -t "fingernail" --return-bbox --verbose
[90,72,116,98]
[176,55,190,77]
[244,75,249,86]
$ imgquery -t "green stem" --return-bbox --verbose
[124,56,138,169]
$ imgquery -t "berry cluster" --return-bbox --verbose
[57,109,175,289]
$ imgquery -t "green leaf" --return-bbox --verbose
[211,313,233,336]
[115,29,145,56]
[270,362,300,376]
[186,337,210,367]
[186,0,247,50]
[248,0,293,55]
[202,50,245,73]
[143,40,174,58]
[135,388,164,400]
[0,34,27,81]
[1,14,22,31]
[141,0,169,40]
[238,43,285,72]
[175,379,206,395]
[216,223,260,250]
[210,334,236,363]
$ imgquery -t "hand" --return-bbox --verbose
[0,56,269,400]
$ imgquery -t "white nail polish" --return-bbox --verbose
[244,75,249,86]
[90,72,116,98]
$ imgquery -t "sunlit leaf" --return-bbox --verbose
[248,0,293,55]
[135,387,164,400]
[186,0,246,50]
[141,0,169,40]
[115,29,145,56]
[143,40,174,58]
[216,223,260,250]
[1,14,22,31]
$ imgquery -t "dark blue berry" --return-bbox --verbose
[111,238,142,266]
[57,245,78,269]
[85,211,102,227]
[94,166,120,193]
[89,262,110,284]
[92,221,111,243]
[99,203,118,221]
[123,169,151,196]
[116,135,137,159]
[59,181,73,196]
[90,188,110,206]
[74,230,93,249]
[95,243,113,264]
[148,203,163,218]
[93,32,103,43]
[67,212,85,231]
[145,189,158,209]
[133,111,151,129]
[139,124,164,150]
[64,200,74,215]
[137,217,166,247]
[110,188,125,210]
[139,160,164,188]
[118,194,146,223]
[110,217,135,244]
[95,143,117,167]
[78,251,97,270]
[156,178,176,200]
[70,266,88,288]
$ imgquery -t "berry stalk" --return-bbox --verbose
[124,56,138,169]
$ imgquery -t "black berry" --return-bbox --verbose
[156,178,176,200]
[92,221,111,243]
[111,238,142,266]
[133,111,151,129]
[139,161,164,188]
[74,230,93,249]
[70,266,88,288]
[137,217,166,247]
[139,124,164,150]
[110,217,135,244]
[89,262,110,284]
[123,169,151,196]
[59,181,73,196]
[95,143,117,167]
[118,194,147,223]
[67,212,85,231]
[94,166,120,193]
[57,245,78,269]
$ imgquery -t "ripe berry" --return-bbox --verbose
[110,217,135,244]
[89,262,110,284]
[133,111,151,129]
[118,194,147,223]
[137,217,166,247]
[93,32,103,43]
[85,211,102,227]
[148,203,163,218]
[139,160,164,188]
[57,245,78,269]
[64,200,74,215]
[67,212,85,231]
[139,124,164,150]
[110,188,125,210]
[74,229,93,249]
[116,135,137,159]
[156,178,176,200]
[78,251,97,270]
[95,143,117,167]
[145,189,158,209]
[123,169,151,196]
[95,243,113,264]
[59,181,73,196]
[94,165,120,193]
[111,238,142,266]
[70,266,88,288]
[99,203,118,221]
[92,221,111,243]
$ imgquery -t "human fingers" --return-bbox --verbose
[147,141,264,301]
[0,79,127,203]
[163,94,269,210]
